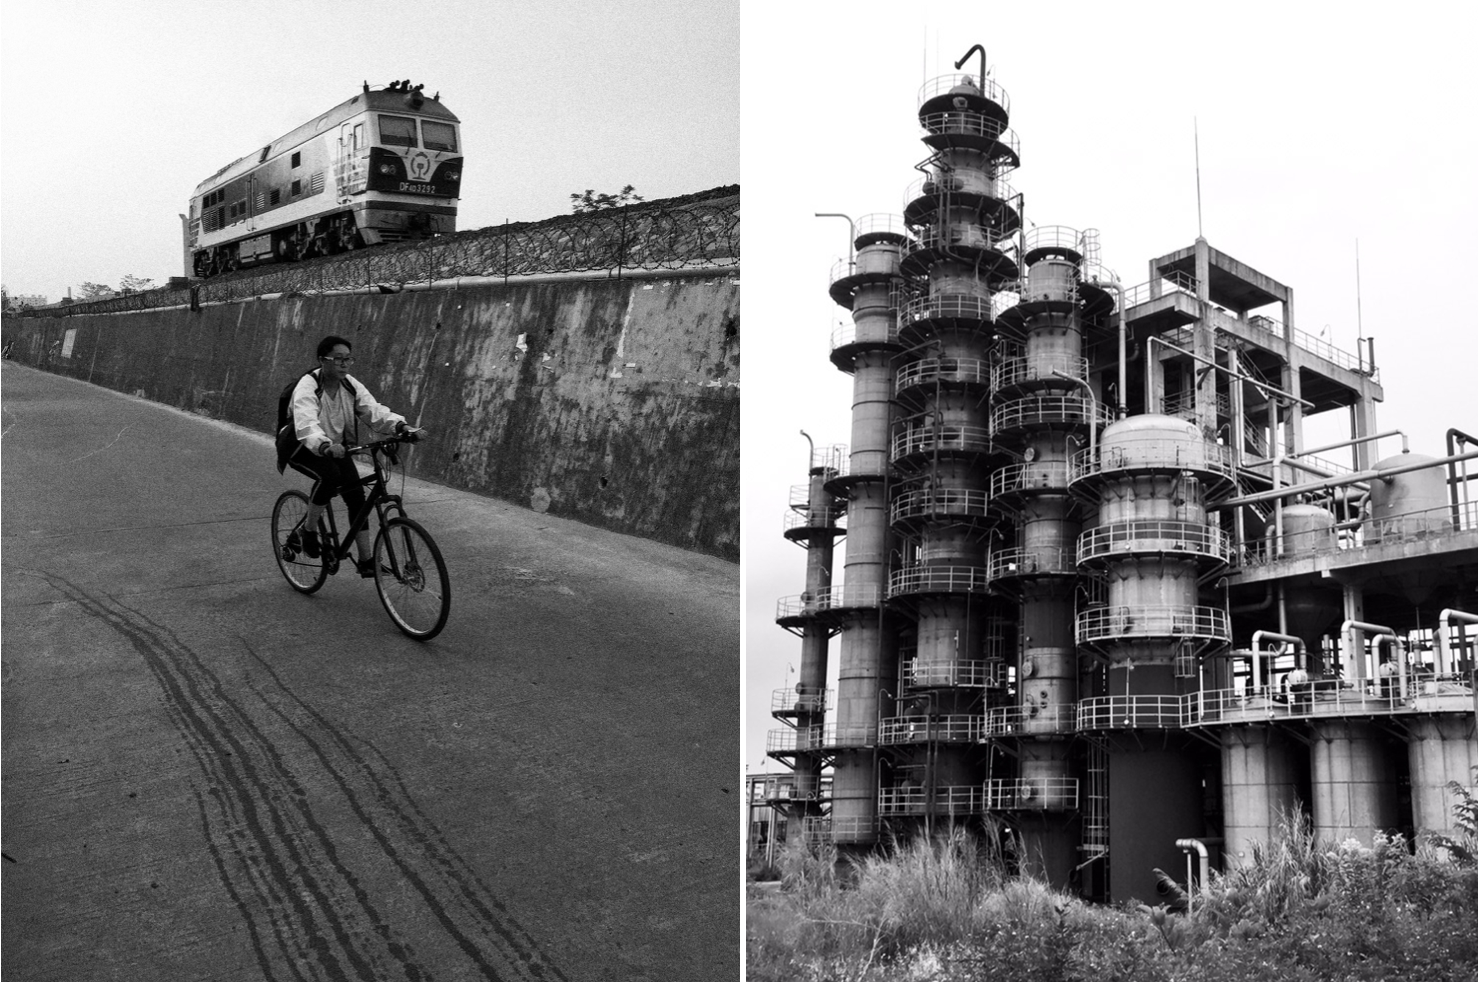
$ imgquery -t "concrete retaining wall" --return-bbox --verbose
[2,270,739,559]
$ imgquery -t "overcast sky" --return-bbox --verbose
[0,0,737,301]
[740,2,1478,777]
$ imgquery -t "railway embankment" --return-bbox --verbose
[2,270,739,559]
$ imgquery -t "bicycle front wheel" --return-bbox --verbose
[272,490,328,594]
[373,517,450,640]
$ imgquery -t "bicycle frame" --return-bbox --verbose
[318,441,408,574]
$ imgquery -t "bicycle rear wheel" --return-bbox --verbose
[272,490,328,594]
[373,517,450,640]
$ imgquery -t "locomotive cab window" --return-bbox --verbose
[379,115,417,148]
[291,151,301,168]
[422,121,457,152]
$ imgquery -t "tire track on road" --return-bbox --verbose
[45,572,562,981]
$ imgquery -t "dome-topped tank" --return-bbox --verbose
[1368,453,1451,541]
[1282,502,1336,556]
[1075,413,1236,494]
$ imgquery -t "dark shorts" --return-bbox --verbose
[287,442,367,520]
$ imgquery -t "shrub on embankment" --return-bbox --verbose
[747,807,1478,982]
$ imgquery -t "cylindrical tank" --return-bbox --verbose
[1025,260,1076,303]
[1368,453,1450,539]
[1281,502,1336,556]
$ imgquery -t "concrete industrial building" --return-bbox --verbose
[760,48,1478,903]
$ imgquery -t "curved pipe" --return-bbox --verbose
[1448,428,1478,528]
[1340,619,1406,694]
[1250,630,1306,692]
[1051,369,1098,459]
[814,213,856,267]
[1436,608,1478,676]
[954,45,987,88]
[1175,838,1210,913]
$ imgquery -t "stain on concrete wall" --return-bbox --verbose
[3,272,739,559]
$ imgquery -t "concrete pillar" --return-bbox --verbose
[1222,727,1304,865]
[1407,717,1478,845]
[1311,720,1399,846]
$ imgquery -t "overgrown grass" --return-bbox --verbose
[748,803,1478,982]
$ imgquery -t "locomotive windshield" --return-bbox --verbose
[379,115,417,147]
[422,121,457,152]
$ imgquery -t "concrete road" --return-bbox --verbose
[1,363,739,981]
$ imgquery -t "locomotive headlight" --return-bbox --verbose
[378,163,395,175]
[447,171,460,182]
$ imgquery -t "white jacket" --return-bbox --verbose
[290,369,405,453]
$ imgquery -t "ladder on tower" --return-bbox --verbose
[1079,738,1109,864]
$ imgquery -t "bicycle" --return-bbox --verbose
[270,433,451,640]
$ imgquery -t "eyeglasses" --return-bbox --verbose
[322,355,354,365]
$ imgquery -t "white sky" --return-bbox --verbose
[0,0,738,300]
[740,2,1478,777]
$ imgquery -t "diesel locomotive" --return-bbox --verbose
[187,80,462,277]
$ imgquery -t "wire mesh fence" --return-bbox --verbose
[21,186,739,318]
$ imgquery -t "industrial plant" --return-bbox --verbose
[750,46,1478,903]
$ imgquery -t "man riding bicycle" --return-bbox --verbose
[275,334,426,577]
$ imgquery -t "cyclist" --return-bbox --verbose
[276,334,426,576]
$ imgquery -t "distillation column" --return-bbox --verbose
[984,228,1111,885]
[824,219,910,853]
[1072,414,1235,901]
[877,69,1025,837]
[767,456,844,842]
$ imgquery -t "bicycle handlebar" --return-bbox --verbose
[344,429,425,456]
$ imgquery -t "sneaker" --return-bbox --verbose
[357,559,389,579]
[301,529,322,559]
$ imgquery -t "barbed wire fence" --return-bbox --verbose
[23,186,738,317]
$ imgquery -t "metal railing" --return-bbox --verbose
[903,658,1005,689]
[982,777,1079,811]
[980,704,1077,736]
[896,355,990,392]
[1077,695,1188,730]
[782,508,845,535]
[898,292,995,328]
[1076,604,1231,644]
[31,187,739,317]
[991,394,1110,435]
[888,564,990,598]
[917,114,1020,161]
[909,222,1019,258]
[891,487,991,525]
[770,687,831,715]
[991,355,1089,390]
[1120,269,1198,309]
[990,461,1072,497]
[775,583,885,620]
[1023,225,1087,258]
[891,422,992,460]
[1188,675,1477,725]
[903,175,1019,212]
[878,715,982,744]
[1241,501,1478,568]
[878,785,985,816]
[830,318,901,353]
[987,547,1077,579]
[918,73,1011,116]
[1077,519,1232,566]
[1071,439,1237,484]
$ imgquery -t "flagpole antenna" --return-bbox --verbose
[1194,117,1204,239]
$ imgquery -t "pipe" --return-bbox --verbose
[1090,277,1128,419]
[1436,609,1478,676]
[1051,369,1098,460]
[1146,334,1315,410]
[1291,428,1408,462]
[954,45,987,93]
[1251,630,1305,692]
[1175,839,1210,913]
[814,213,856,268]
[1447,428,1478,529]
[1212,449,1478,511]
[1340,619,1400,687]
